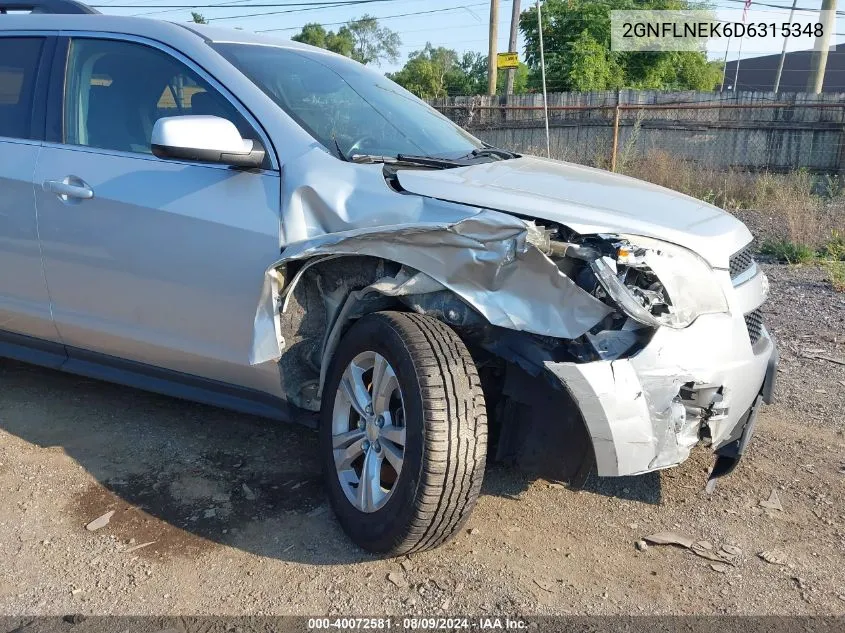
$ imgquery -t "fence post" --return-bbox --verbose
[611,96,621,172]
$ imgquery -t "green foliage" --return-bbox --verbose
[824,260,845,291]
[388,44,530,98]
[292,23,352,57]
[821,230,845,261]
[291,15,400,66]
[190,11,207,24]
[761,233,845,291]
[387,45,462,98]
[519,0,723,92]
[760,240,816,264]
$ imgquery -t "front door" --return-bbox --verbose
[34,35,282,394]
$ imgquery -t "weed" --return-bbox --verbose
[760,239,816,264]
[821,230,845,261]
[823,260,845,291]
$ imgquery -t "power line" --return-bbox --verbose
[253,1,501,31]
[98,0,392,5]
[124,0,407,17]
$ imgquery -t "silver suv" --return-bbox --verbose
[0,0,776,556]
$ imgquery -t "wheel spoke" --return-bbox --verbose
[371,357,398,416]
[334,436,366,470]
[340,362,371,419]
[381,438,403,474]
[332,428,366,449]
[380,423,406,447]
[357,447,384,512]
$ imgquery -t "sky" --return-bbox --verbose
[91,0,845,75]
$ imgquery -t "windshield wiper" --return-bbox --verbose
[466,145,518,161]
[395,154,465,168]
[349,154,399,164]
[332,135,350,162]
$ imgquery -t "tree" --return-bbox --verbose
[291,15,400,66]
[388,45,529,98]
[190,11,207,24]
[343,15,401,66]
[519,0,722,92]
[387,44,458,98]
[292,22,354,57]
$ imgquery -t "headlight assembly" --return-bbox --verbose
[589,235,728,329]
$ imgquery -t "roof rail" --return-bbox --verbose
[0,0,99,14]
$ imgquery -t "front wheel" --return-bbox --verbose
[320,311,487,556]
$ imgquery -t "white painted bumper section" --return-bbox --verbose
[546,270,775,477]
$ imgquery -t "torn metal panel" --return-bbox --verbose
[545,358,698,477]
[250,208,612,365]
[250,267,285,366]
[545,306,775,477]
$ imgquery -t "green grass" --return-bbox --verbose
[819,230,845,261]
[761,232,845,292]
[824,260,845,291]
[760,239,816,264]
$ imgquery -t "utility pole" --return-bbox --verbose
[537,0,550,157]
[807,0,837,93]
[505,0,521,95]
[488,0,499,95]
[773,0,798,92]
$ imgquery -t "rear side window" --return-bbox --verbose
[0,37,44,140]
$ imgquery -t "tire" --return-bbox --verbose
[320,311,487,556]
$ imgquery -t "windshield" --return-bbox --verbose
[212,43,483,160]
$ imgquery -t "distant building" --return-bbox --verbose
[722,45,845,92]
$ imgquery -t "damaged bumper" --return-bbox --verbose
[545,269,776,477]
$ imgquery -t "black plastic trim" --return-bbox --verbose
[151,140,265,169]
[0,329,311,426]
[28,35,55,141]
[0,329,67,369]
[762,341,778,404]
[45,35,68,144]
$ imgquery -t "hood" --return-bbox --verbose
[395,155,752,268]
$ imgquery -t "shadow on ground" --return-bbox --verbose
[0,358,661,565]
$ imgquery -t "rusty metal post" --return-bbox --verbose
[611,104,621,172]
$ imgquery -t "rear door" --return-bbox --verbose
[0,34,63,347]
[34,35,283,394]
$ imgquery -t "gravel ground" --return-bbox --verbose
[0,262,843,617]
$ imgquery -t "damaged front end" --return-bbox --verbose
[250,202,776,483]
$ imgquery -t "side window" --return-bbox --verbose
[0,37,44,140]
[64,38,255,155]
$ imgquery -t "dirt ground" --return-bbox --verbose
[1,262,843,617]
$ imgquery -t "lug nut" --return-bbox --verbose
[365,404,373,415]
[376,415,384,427]
[362,440,370,451]
[373,441,381,452]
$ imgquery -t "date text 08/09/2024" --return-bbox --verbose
[307,617,530,630]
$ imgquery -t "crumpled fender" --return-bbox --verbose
[250,208,612,365]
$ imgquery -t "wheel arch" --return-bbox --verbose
[270,254,487,412]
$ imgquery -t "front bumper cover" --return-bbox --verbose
[544,294,776,478]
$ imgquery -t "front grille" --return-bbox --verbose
[744,308,764,345]
[729,243,755,279]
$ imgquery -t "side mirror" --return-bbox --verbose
[151,115,266,169]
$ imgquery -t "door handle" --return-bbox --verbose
[43,177,94,201]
